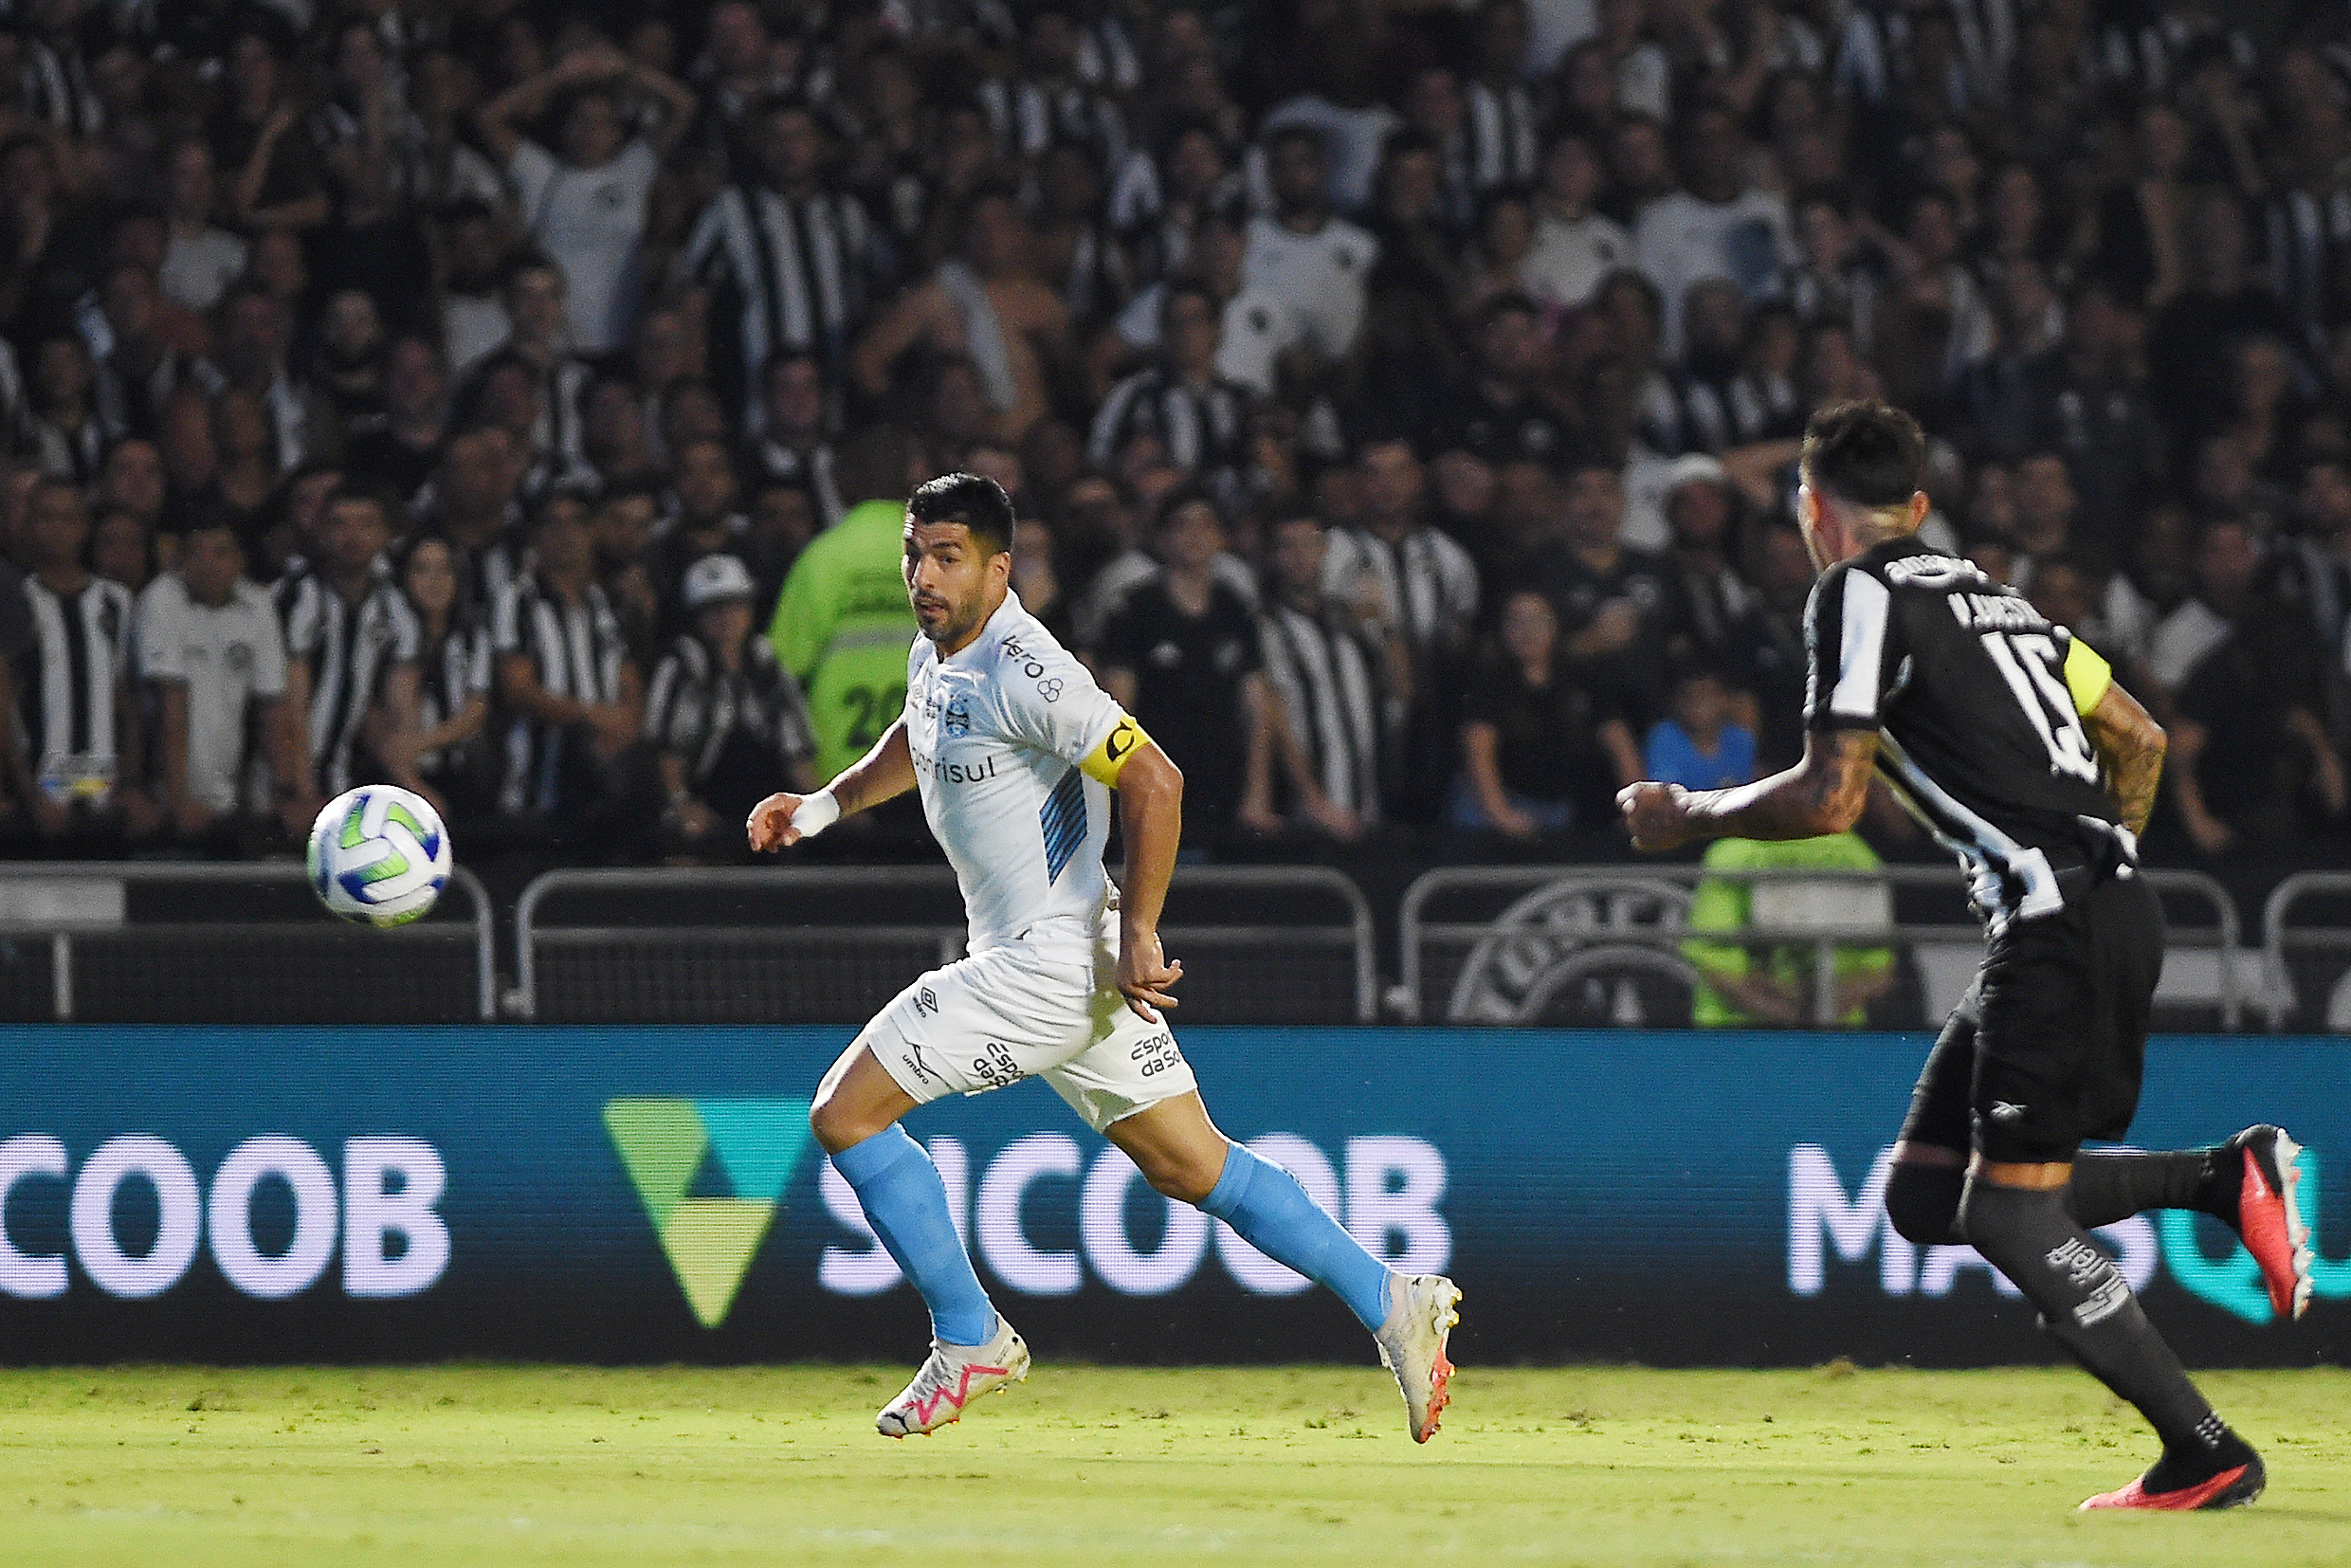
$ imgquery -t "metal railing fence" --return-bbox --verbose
[1399,864,2242,1029]
[2259,872,2351,1030]
[513,864,1377,1023]
[0,862,496,1022]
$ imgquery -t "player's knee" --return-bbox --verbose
[1134,1146,1224,1207]
[1884,1161,1964,1247]
[808,1085,882,1155]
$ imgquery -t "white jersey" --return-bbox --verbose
[903,591,1127,955]
[1241,214,1376,363]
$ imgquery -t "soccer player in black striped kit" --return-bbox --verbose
[1620,401,2313,1511]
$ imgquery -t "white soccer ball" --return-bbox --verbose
[307,785,452,926]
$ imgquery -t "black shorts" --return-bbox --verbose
[1897,868,2164,1164]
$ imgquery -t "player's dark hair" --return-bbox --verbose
[1801,400,1926,509]
[907,471,1015,556]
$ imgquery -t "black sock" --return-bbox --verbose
[2066,1148,2221,1230]
[1892,1150,2222,1244]
[1959,1180,2251,1481]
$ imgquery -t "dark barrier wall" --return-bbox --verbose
[1,1027,2344,1366]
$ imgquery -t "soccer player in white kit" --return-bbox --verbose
[749,474,1461,1441]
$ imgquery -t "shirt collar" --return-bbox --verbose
[940,587,1023,666]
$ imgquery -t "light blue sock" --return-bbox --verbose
[829,1126,997,1347]
[1199,1143,1393,1331]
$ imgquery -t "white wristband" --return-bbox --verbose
[793,789,842,839]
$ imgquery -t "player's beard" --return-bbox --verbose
[915,587,980,649]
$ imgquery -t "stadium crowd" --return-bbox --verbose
[0,0,2347,866]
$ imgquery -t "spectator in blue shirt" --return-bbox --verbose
[1644,662,1754,793]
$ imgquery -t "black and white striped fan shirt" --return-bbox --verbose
[2262,186,2351,339]
[1318,524,1480,662]
[277,563,423,797]
[17,574,133,804]
[1259,599,1383,826]
[1086,366,1254,483]
[976,79,1127,176]
[492,574,631,815]
[674,182,874,412]
[414,619,494,787]
[534,356,594,490]
[643,631,815,786]
[756,438,845,531]
[1464,79,1539,193]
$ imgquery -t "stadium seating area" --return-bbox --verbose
[2,0,2350,876]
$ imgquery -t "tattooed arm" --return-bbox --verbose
[1618,728,1880,850]
[2080,680,2165,837]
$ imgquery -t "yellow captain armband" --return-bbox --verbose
[1080,712,1152,785]
[2063,635,2113,717]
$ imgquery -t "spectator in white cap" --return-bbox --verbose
[645,554,818,858]
[1658,452,1754,656]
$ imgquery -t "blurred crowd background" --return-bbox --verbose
[0,0,2348,874]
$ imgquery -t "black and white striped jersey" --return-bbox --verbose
[673,182,876,414]
[644,631,815,785]
[277,564,422,797]
[17,574,132,804]
[1463,79,1540,193]
[1086,367,1254,483]
[1805,538,2126,929]
[414,620,493,787]
[756,437,846,531]
[491,574,631,815]
[1259,599,1383,827]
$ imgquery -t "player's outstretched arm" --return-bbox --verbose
[2079,680,2165,836]
[1107,738,1185,1021]
[1618,728,1877,851]
[747,720,916,851]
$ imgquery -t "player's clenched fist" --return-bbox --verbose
[746,793,805,852]
[1616,780,1694,851]
[749,791,845,852]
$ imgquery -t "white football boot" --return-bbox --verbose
[875,1316,1030,1438]
[1374,1273,1462,1443]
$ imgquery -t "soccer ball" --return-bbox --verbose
[308,785,452,926]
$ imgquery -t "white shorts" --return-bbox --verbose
[860,935,1198,1133]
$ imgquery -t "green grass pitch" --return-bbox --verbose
[5,1363,2348,1566]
